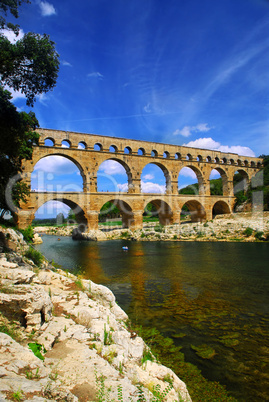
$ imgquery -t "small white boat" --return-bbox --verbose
[122,246,128,250]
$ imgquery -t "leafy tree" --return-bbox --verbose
[0,1,59,220]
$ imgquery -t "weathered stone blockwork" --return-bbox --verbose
[16,128,263,229]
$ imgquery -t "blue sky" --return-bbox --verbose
[3,0,269,218]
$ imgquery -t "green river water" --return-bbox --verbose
[36,236,269,401]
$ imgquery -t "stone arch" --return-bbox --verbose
[151,149,158,157]
[138,147,145,156]
[78,141,87,149]
[124,146,132,154]
[141,162,171,193]
[214,157,220,163]
[178,166,205,195]
[30,153,86,191]
[209,167,228,196]
[61,139,71,148]
[212,200,231,218]
[97,157,132,193]
[206,156,212,162]
[109,145,118,153]
[233,169,249,194]
[99,199,134,228]
[186,153,192,161]
[175,152,181,160]
[163,151,170,159]
[144,198,173,226]
[94,142,103,151]
[34,198,88,228]
[181,200,206,222]
[197,155,203,162]
[44,137,55,146]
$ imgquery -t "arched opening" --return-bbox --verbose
[144,199,173,226]
[163,151,170,159]
[209,168,228,195]
[33,199,87,229]
[186,153,192,161]
[212,201,231,218]
[175,152,181,160]
[197,155,203,162]
[31,155,84,192]
[124,146,132,154]
[99,199,133,228]
[141,163,169,194]
[109,145,118,153]
[206,156,212,162]
[178,167,204,195]
[97,159,130,192]
[251,161,255,168]
[214,157,220,163]
[94,143,103,151]
[151,150,158,157]
[44,137,54,147]
[138,148,145,156]
[78,141,86,149]
[61,140,71,148]
[181,200,206,222]
[233,170,250,209]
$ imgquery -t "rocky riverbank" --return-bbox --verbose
[33,212,269,243]
[0,226,192,402]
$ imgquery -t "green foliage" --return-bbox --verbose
[18,225,34,242]
[154,224,164,233]
[12,390,23,401]
[254,231,264,240]
[0,2,59,217]
[99,201,120,221]
[28,342,47,360]
[24,246,43,266]
[141,347,154,364]
[243,227,253,237]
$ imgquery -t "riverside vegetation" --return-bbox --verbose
[0,224,244,401]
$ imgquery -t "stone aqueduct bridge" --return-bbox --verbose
[17,128,263,229]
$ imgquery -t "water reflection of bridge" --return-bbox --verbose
[16,128,262,229]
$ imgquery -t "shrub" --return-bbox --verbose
[19,225,34,242]
[254,231,264,240]
[243,227,253,237]
[24,247,43,266]
[154,224,164,233]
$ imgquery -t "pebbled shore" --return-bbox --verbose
[33,212,269,243]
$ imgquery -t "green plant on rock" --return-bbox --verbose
[243,227,253,237]
[141,347,154,365]
[18,225,34,242]
[28,342,47,360]
[12,390,23,401]
[24,247,43,266]
[254,231,264,240]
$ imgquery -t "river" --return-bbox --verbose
[35,236,269,401]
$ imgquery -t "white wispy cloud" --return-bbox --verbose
[39,1,56,16]
[33,156,79,174]
[118,180,165,193]
[178,167,197,179]
[141,181,166,194]
[183,137,255,157]
[98,160,126,175]
[173,123,211,137]
[203,41,269,101]
[62,60,72,67]
[87,72,104,79]
[143,103,151,113]
[142,174,154,181]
